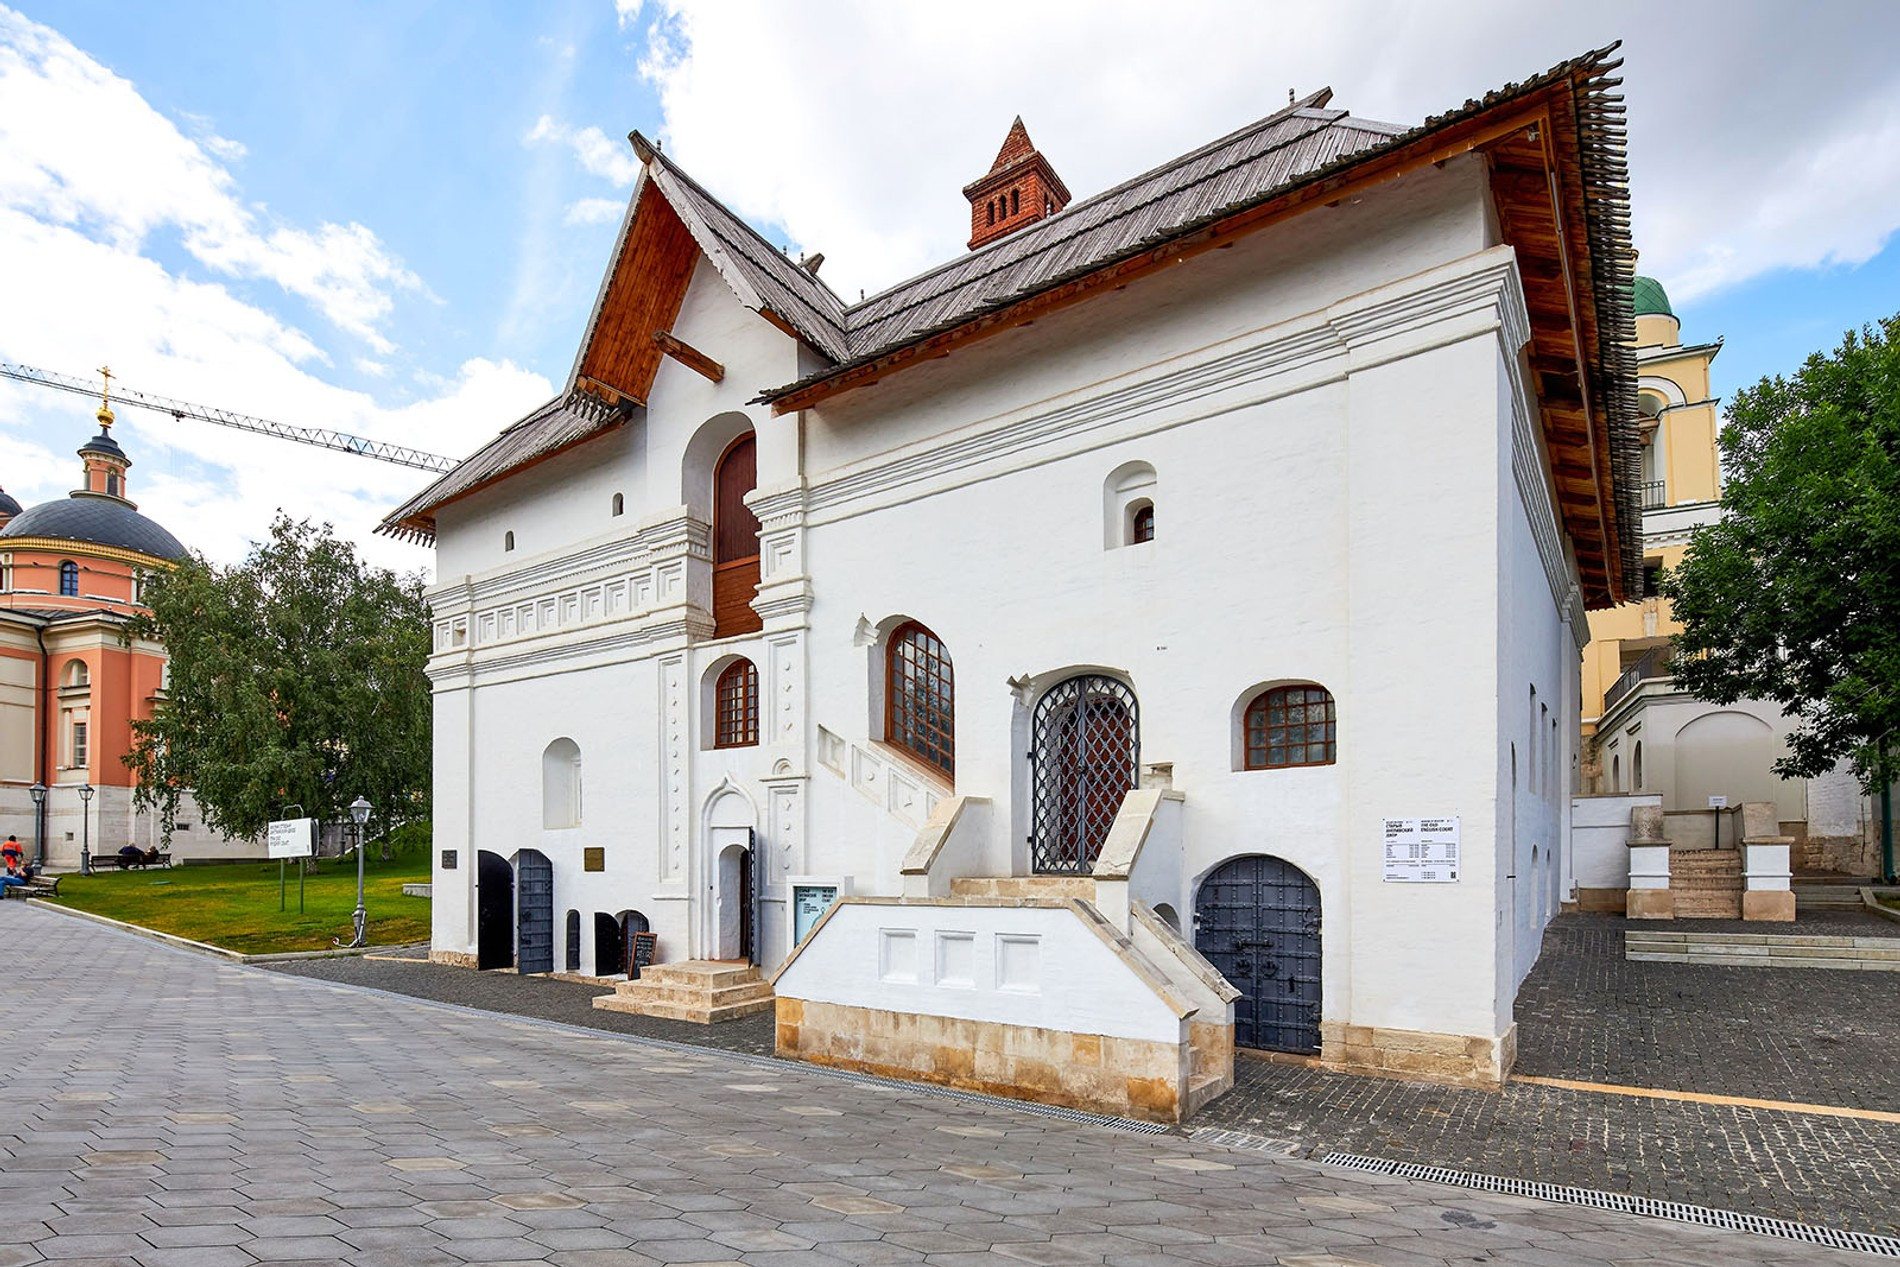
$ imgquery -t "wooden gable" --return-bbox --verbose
[573,182,701,407]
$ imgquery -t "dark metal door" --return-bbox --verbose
[594,912,623,977]
[515,850,554,975]
[1031,675,1138,873]
[619,910,650,978]
[740,829,759,964]
[1194,855,1322,1054]
[476,851,513,970]
[565,910,582,972]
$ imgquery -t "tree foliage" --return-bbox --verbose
[1663,314,1900,790]
[124,515,432,841]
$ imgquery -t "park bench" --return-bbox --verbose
[99,850,172,871]
[2,873,61,900]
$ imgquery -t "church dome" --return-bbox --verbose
[1632,275,1674,318]
[0,485,21,518]
[0,496,187,560]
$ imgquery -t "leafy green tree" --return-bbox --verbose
[124,515,432,847]
[1663,313,1900,793]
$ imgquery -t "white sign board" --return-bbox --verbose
[267,817,315,859]
[1707,795,1728,809]
[1383,816,1460,883]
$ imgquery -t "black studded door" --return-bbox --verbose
[514,850,554,975]
[1194,855,1322,1053]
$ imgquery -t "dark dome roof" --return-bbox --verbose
[0,495,187,559]
[79,429,129,461]
[0,485,21,517]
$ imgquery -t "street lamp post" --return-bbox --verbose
[28,783,45,869]
[77,783,95,876]
[335,796,373,949]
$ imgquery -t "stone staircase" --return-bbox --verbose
[1669,849,1742,919]
[591,960,773,1024]
[1793,882,1871,912]
[948,876,1097,900]
[1627,928,1900,971]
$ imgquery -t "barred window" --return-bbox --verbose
[714,659,759,748]
[887,622,953,778]
[1244,684,1336,769]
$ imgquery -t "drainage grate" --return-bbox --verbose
[1189,1126,1304,1156]
[1320,1151,1900,1258]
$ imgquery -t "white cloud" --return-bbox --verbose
[563,196,625,226]
[525,114,641,186]
[632,0,1900,305]
[0,8,552,573]
[0,6,422,350]
[613,0,643,29]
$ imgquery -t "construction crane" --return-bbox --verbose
[0,362,458,474]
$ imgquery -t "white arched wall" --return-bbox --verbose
[1674,710,1785,813]
[678,410,756,526]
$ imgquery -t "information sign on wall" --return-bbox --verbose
[793,884,840,945]
[1382,816,1460,882]
[266,817,315,860]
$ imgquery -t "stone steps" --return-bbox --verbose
[1794,884,1872,911]
[591,960,773,1024]
[949,876,1097,900]
[1668,850,1742,919]
[1627,929,1900,971]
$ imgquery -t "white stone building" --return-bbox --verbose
[387,48,1644,1111]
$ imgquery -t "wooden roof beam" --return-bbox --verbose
[653,331,724,384]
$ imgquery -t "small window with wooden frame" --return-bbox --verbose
[712,433,763,638]
[1130,502,1154,543]
[1243,684,1336,770]
[714,658,760,748]
[886,621,954,779]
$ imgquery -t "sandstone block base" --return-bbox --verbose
[1574,887,1627,913]
[1743,889,1797,922]
[1626,888,1674,920]
[775,996,1219,1123]
[430,950,478,969]
[1318,1021,1514,1089]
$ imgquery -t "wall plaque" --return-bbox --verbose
[793,884,840,945]
[583,847,605,872]
[1382,817,1460,882]
[440,849,458,870]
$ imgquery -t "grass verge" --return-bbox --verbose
[47,849,431,955]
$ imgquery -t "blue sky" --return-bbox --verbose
[2,1,1898,572]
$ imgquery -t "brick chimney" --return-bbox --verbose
[963,117,1071,250]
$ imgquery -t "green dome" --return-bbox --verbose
[1632,275,1674,318]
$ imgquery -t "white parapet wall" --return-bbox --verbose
[1570,793,1662,910]
[771,895,1230,1122]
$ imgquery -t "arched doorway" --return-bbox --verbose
[565,910,582,972]
[1030,675,1138,873]
[476,850,513,970]
[714,837,757,962]
[712,433,762,637]
[594,912,623,977]
[1194,855,1322,1054]
[514,850,554,975]
[617,909,651,978]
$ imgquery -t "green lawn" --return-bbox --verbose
[49,848,432,955]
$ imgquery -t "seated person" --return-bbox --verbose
[116,844,144,870]
[0,858,24,890]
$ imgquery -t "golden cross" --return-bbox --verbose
[97,365,113,408]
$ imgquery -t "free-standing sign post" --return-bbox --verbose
[1383,816,1461,882]
[268,816,316,913]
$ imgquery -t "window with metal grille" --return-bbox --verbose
[715,659,760,748]
[1244,684,1336,769]
[886,622,953,778]
[1131,503,1154,543]
[59,560,78,596]
[1031,675,1138,873]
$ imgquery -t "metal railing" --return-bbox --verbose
[1641,480,1667,509]
[1602,644,1672,713]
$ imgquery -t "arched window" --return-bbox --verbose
[987,200,996,226]
[542,738,581,828]
[712,433,762,637]
[59,560,79,596]
[611,493,624,517]
[64,659,90,688]
[503,531,515,553]
[886,622,953,778]
[1633,741,1644,792]
[1131,503,1154,544]
[1011,188,1020,215]
[106,473,120,497]
[1243,684,1336,769]
[1611,753,1622,792]
[714,659,760,748]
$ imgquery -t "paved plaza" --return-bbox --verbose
[4,904,1892,1266]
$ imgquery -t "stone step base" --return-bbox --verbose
[949,876,1097,900]
[1627,930,1900,971]
[1185,1071,1227,1117]
[1672,899,1744,919]
[590,960,773,1024]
